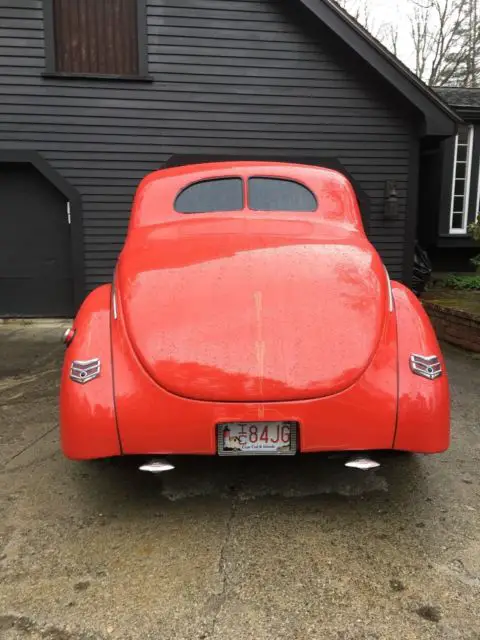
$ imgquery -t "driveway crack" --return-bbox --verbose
[208,494,237,639]
[4,424,57,467]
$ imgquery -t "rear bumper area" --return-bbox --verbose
[60,283,449,460]
[111,296,399,456]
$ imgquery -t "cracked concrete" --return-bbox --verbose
[0,324,479,640]
[208,497,238,639]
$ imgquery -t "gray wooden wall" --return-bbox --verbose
[0,0,420,292]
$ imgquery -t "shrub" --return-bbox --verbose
[468,214,480,271]
[468,214,480,242]
[443,274,480,290]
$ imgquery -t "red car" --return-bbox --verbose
[60,162,450,472]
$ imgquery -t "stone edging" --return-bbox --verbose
[423,301,480,353]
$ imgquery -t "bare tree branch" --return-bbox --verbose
[410,3,431,79]
[408,0,477,86]
[334,0,397,45]
[377,22,400,57]
[388,25,400,58]
[334,0,364,23]
[335,0,479,87]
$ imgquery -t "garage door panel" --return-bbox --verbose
[0,162,74,317]
[0,277,73,317]
[0,259,71,278]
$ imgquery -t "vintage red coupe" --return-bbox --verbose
[60,162,450,471]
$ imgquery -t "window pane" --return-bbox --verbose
[450,124,474,233]
[248,178,317,212]
[453,196,464,212]
[457,146,467,162]
[454,180,465,196]
[458,125,469,144]
[456,162,466,179]
[53,0,139,75]
[477,164,480,215]
[451,213,464,229]
[175,178,244,214]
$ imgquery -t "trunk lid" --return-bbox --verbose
[117,217,388,402]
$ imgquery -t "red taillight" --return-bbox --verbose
[62,327,76,347]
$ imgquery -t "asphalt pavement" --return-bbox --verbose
[0,323,479,640]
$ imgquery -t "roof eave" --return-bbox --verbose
[455,107,480,122]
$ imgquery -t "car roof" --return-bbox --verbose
[129,161,363,231]
[147,161,345,181]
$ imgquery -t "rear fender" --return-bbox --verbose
[393,282,450,453]
[60,284,121,460]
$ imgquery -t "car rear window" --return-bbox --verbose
[174,178,244,214]
[248,177,317,212]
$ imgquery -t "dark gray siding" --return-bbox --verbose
[0,0,420,292]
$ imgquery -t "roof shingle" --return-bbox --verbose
[434,87,480,109]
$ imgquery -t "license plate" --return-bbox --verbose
[217,422,297,456]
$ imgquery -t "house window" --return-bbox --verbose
[45,0,147,78]
[449,124,474,234]
[476,161,480,219]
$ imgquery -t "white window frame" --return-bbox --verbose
[449,124,474,234]
[476,159,480,219]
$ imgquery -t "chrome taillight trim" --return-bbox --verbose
[410,354,442,380]
[112,288,118,320]
[70,358,101,384]
[62,327,75,346]
[384,266,394,312]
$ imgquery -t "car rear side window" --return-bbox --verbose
[174,178,244,214]
[248,177,317,212]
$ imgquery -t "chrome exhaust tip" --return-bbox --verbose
[139,459,175,474]
[344,456,381,471]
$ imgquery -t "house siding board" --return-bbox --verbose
[0,0,418,291]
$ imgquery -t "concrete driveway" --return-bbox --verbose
[0,324,479,640]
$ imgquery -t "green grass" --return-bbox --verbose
[443,274,480,291]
